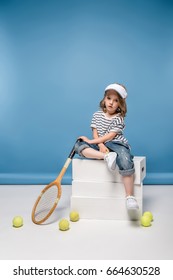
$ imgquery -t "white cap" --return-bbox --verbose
[105,83,127,99]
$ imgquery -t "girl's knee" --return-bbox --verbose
[74,141,89,156]
[117,148,134,171]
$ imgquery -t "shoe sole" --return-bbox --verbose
[128,208,140,221]
[108,160,117,171]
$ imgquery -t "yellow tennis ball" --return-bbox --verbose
[143,211,153,221]
[59,219,70,231]
[70,211,80,222]
[12,216,23,228]
[140,215,151,227]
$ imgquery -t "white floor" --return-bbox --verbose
[0,184,173,260]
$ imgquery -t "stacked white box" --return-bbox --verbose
[71,157,146,220]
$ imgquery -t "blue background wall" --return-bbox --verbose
[0,0,173,184]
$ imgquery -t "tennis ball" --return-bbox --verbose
[143,211,153,221]
[140,215,151,227]
[12,216,23,228]
[59,219,70,231]
[70,211,79,222]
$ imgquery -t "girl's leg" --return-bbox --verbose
[106,143,139,212]
[81,147,117,171]
[108,143,135,195]
[122,174,134,196]
[81,147,105,159]
[122,174,139,215]
[75,141,117,170]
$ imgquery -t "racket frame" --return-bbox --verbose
[31,140,79,224]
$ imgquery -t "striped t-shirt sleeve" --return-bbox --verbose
[109,117,125,133]
[91,113,97,128]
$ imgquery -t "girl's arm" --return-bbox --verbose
[92,128,109,153]
[79,131,117,145]
[92,128,99,139]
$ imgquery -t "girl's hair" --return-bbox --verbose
[99,83,127,117]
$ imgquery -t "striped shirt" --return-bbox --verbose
[90,110,128,145]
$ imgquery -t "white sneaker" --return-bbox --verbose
[126,196,139,209]
[104,152,117,171]
[126,196,139,221]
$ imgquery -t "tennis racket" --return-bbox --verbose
[31,139,80,225]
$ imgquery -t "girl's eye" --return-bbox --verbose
[106,96,118,102]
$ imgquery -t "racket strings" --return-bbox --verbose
[34,185,59,222]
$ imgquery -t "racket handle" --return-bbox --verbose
[57,139,81,180]
[68,138,81,159]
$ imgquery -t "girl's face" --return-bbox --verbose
[104,91,119,116]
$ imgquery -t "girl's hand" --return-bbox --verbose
[98,143,109,153]
[78,136,92,144]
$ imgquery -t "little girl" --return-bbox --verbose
[75,83,139,216]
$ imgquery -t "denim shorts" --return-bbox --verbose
[74,140,135,176]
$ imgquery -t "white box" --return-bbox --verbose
[71,196,142,220]
[72,157,146,184]
[72,181,143,199]
[71,157,145,220]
